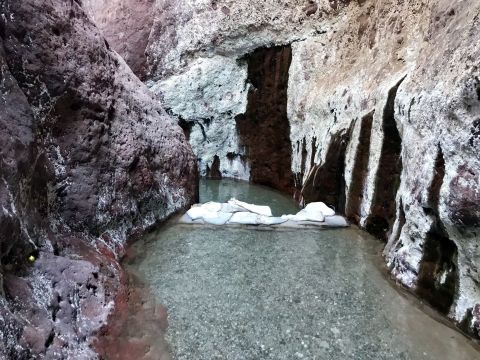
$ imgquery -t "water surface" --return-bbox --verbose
[128,180,479,360]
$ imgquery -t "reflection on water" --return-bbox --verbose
[127,180,479,360]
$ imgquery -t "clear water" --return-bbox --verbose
[127,180,479,360]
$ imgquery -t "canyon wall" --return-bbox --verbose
[91,0,480,337]
[0,0,197,358]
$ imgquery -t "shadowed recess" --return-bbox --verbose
[301,125,353,214]
[346,110,374,224]
[416,146,458,315]
[206,155,222,180]
[365,77,405,240]
[235,45,294,195]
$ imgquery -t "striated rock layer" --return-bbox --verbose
[91,0,480,337]
[0,0,197,358]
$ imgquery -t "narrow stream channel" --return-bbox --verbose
[126,179,479,360]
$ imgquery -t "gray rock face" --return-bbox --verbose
[0,0,197,358]
[90,0,480,337]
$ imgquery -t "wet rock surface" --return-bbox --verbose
[0,0,197,358]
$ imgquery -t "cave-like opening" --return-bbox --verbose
[235,45,294,195]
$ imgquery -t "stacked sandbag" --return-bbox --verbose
[181,199,348,228]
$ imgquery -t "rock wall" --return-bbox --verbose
[83,0,156,80]
[291,0,480,336]
[0,0,197,358]
[90,0,480,337]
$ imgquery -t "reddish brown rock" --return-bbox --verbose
[0,0,197,358]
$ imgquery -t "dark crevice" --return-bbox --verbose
[44,330,55,349]
[365,77,405,240]
[392,199,406,249]
[178,117,194,140]
[206,155,222,180]
[295,137,309,192]
[310,136,318,169]
[301,124,354,214]
[416,146,459,315]
[300,137,308,182]
[475,76,480,101]
[346,110,374,224]
[469,118,480,147]
[428,146,445,210]
[235,45,294,194]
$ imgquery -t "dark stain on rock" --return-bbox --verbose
[346,110,374,224]
[446,164,480,235]
[221,6,230,15]
[310,136,318,169]
[235,45,294,194]
[177,116,194,141]
[416,147,458,315]
[303,1,318,16]
[206,155,222,180]
[469,118,480,147]
[392,199,406,250]
[294,137,309,191]
[301,125,353,214]
[459,305,480,338]
[365,77,405,240]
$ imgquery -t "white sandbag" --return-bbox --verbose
[228,198,272,217]
[228,212,259,225]
[220,203,244,213]
[187,206,213,220]
[281,212,309,222]
[281,209,324,222]
[300,208,325,222]
[304,202,335,217]
[201,201,222,213]
[325,215,348,227]
[203,211,233,225]
[257,216,288,225]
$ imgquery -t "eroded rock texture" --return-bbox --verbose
[89,0,480,337]
[0,0,197,358]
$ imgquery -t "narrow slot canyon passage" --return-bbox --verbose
[3,1,480,358]
[122,179,479,360]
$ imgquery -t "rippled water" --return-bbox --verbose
[127,179,479,360]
